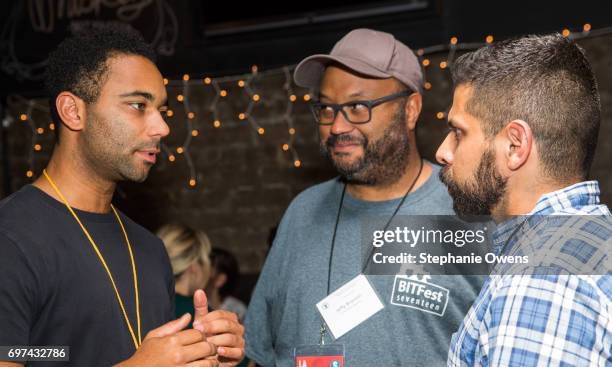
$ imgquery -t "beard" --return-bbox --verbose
[81,108,157,183]
[439,147,507,216]
[320,103,411,186]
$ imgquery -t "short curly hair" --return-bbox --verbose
[44,27,156,141]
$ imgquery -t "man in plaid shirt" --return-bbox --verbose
[435,33,611,366]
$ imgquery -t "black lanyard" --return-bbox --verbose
[320,159,423,344]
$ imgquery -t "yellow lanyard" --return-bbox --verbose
[43,169,142,350]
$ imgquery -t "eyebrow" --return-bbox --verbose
[318,92,331,100]
[348,91,366,98]
[319,91,367,101]
[119,91,155,101]
[448,115,465,130]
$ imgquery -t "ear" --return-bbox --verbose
[405,92,422,131]
[214,273,227,289]
[501,119,533,172]
[56,92,86,132]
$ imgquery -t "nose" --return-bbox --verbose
[436,134,455,166]
[151,111,170,138]
[329,109,354,136]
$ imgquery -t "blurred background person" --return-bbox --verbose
[207,248,248,322]
[160,225,250,367]
[158,223,212,321]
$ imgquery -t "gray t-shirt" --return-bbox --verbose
[245,164,484,366]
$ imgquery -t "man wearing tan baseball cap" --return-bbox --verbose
[294,28,423,94]
[245,28,484,366]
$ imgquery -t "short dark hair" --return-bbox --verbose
[44,27,156,142]
[210,248,240,298]
[451,33,601,180]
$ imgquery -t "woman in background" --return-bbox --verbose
[159,224,251,367]
[157,223,212,321]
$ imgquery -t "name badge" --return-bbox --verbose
[294,344,344,367]
[316,274,384,339]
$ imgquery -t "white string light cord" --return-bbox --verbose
[160,63,307,188]
[7,23,609,187]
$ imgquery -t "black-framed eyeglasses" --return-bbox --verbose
[309,89,413,125]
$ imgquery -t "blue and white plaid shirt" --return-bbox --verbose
[448,181,611,366]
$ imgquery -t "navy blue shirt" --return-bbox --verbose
[0,185,175,366]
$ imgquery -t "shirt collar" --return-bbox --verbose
[528,180,602,215]
[491,181,604,254]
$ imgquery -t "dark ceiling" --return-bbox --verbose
[2,0,612,97]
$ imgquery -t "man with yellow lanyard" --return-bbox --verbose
[0,28,244,367]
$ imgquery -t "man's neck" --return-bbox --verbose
[491,176,582,221]
[32,146,116,214]
[346,156,431,202]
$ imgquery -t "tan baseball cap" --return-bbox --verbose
[294,28,423,93]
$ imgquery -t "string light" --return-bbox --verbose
[169,74,199,188]
[26,170,33,178]
[281,66,302,167]
[13,24,605,184]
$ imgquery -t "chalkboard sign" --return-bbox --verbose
[0,0,178,81]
